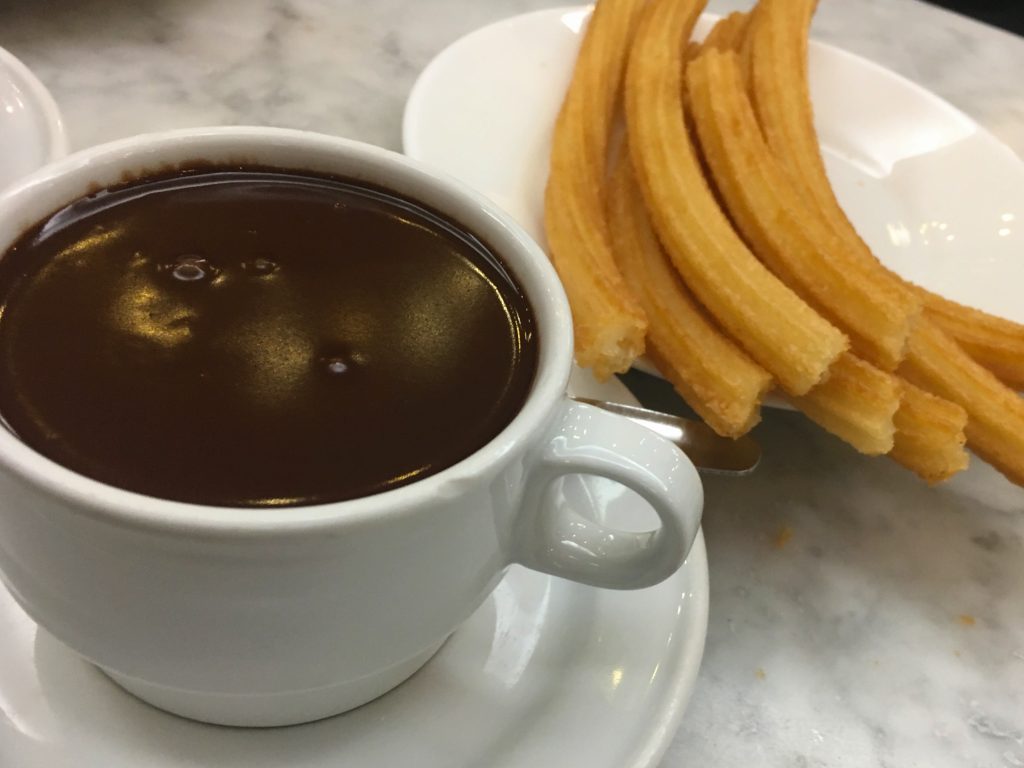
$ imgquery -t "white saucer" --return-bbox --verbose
[0,366,708,768]
[403,6,1024,334]
[0,46,68,192]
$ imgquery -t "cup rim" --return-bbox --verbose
[0,126,574,536]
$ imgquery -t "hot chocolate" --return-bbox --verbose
[0,167,537,507]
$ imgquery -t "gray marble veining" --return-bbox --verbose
[1,0,1023,766]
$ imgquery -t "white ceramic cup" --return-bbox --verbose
[0,127,703,727]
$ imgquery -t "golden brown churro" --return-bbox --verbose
[890,381,969,484]
[606,148,772,438]
[747,0,1023,484]
[919,290,1024,390]
[687,7,976,479]
[624,0,847,396]
[543,0,1017,486]
[901,322,1024,485]
[747,0,1024,388]
[788,353,899,456]
[686,48,917,371]
[544,0,647,379]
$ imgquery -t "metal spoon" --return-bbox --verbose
[573,397,761,475]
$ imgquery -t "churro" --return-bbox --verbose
[607,147,772,438]
[901,322,1024,485]
[544,0,647,379]
[890,381,969,484]
[541,0,1016,486]
[746,0,1024,387]
[788,353,899,456]
[690,38,968,477]
[918,289,1024,390]
[747,0,1023,484]
[687,48,917,371]
[624,0,847,396]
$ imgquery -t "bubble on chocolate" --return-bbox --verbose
[318,344,369,378]
[325,358,349,375]
[163,255,215,282]
[242,257,278,276]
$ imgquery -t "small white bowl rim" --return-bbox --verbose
[0,45,69,165]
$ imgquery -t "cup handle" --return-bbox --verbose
[512,399,703,589]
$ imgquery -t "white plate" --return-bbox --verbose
[0,367,708,768]
[403,6,1024,339]
[0,46,68,192]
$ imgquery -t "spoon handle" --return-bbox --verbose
[572,397,761,475]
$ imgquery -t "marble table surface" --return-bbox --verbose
[2,0,1023,765]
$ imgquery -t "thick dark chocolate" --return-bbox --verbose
[0,168,537,507]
